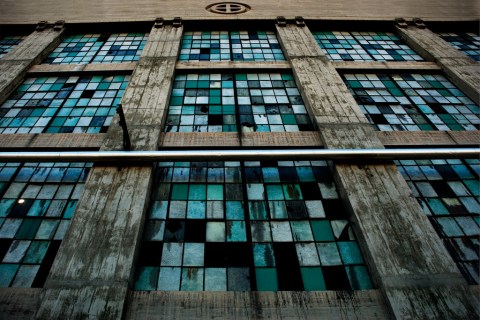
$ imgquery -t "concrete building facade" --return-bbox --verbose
[0,1,479,319]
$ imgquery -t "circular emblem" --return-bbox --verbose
[206,2,251,14]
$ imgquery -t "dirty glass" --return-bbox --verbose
[438,32,479,62]
[179,31,284,61]
[44,33,148,64]
[313,31,423,61]
[0,75,129,134]
[134,161,373,291]
[0,162,91,287]
[343,73,479,131]
[0,36,24,59]
[164,73,313,133]
[396,158,480,284]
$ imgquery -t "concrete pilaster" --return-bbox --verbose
[35,25,182,320]
[0,27,64,105]
[277,23,479,319]
[397,26,480,103]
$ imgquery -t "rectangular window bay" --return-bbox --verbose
[134,160,373,291]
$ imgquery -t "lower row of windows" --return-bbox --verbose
[0,159,478,289]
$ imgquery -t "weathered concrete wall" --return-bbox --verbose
[0,28,64,106]
[124,290,390,319]
[0,0,478,24]
[277,23,479,319]
[397,26,480,103]
[34,24,182,320]
[0,288,41,320]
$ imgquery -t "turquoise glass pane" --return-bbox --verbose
[255,268,278,291]
[301,267,326,291]
[134,266,159,291]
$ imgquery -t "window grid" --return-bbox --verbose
[179,31,285,62]
[395,159,479,285]
[313,31,424,61]
[0,162,92,288]
[134,161,373,292]
[0,75,130,134]
[343,73,479,131]
[0,36,24,59]
[165,73,314,133]
[44,33,148,64]
[438,32,480,62]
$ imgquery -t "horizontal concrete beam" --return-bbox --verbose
[0,148,478,162]
[28,63,137,74]
[175,61,291,70]
[332,61,441,71]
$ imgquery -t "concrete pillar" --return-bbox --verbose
[35,25,182,320]
[397,26,480,103]
[0,27,65,105]
[276,23,479,319]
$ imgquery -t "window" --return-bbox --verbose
[396,158,479,284]
[134,160,373,291]
[343,73,479,131]
[0,36,24,59]
[438,32,480,62]
[313,31,423,62]
[0,75,130,134]
[165,73,314,133]
[0,162,91,287]
[179,31,285,61]
[43,33,148,64]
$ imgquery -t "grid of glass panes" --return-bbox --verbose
[313,31,423,61]
[343,73,479,131]
[0,75,130,134]
[0,162,91,288]
[395,159,479,285]
[165,74,237,132]
[44,33,148,64]
[179,31,284,61]
[0,36,24,59]
[438,33,480,62]
[134,161,373,291]
[237,73,314,132]
[165,73,313,133]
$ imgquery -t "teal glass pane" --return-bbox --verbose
[181,268,204,291]
[346,266,373,290]
[317,242,342,266]
[301,267,326,291]
[0,264,19,287]
[338,242,364,265]
[255,268,278,291]
[227,221,247,242]
[438,32,479,62]
[157,267,181,291]
[134,266,159,291]
[311,220,334,241]
[205,268,227,291]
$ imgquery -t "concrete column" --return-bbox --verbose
[0,27,65,105]
[276,23,479,319]
[397,26,480,103]
[35,25,182,320]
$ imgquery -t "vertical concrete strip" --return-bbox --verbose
[277,23,479,319]
[397,26,480,103]
[0,27,64,105]
[35,25,182,320]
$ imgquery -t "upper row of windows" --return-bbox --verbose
[1,31,478,62]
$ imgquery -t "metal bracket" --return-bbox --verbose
[413,18,426,29]
[53,20,65,31]
[395,18,408,28]
[277,16,287,27]
[173,17,182,28]
[295,16,305,27]
[116,104,132,151]
[154,17,164,28]
[36,21,48,31]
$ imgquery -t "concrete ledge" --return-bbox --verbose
[124,290,389,319]
[0,133,105,149]
[28,62,137,75]
[333,61,441,71]
[176,61,291,70]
